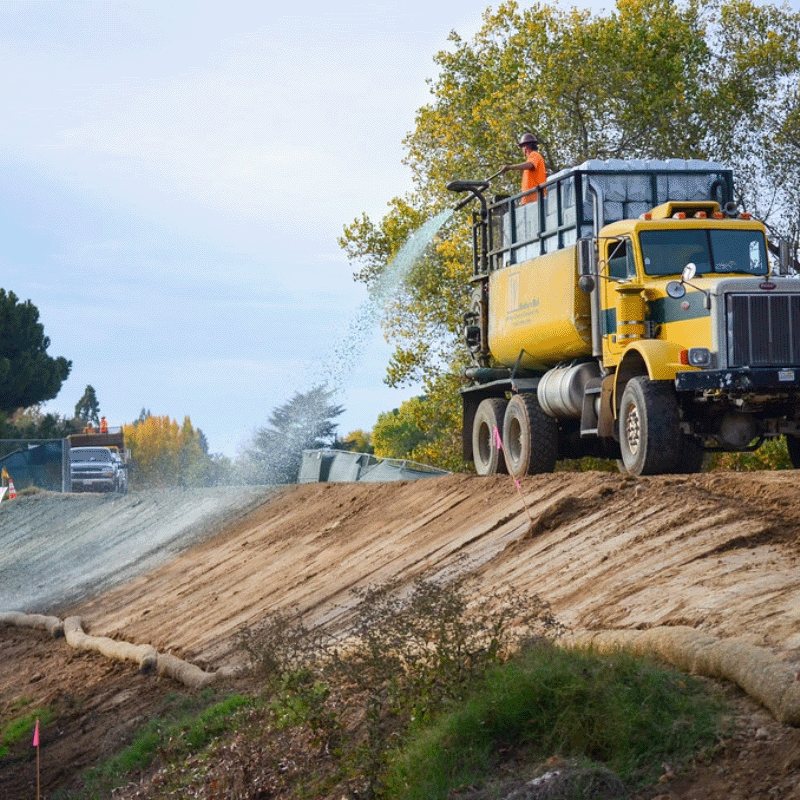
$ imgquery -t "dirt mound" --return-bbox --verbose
[3,470,800,799]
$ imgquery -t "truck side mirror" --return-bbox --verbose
[779,239,790,276]
[666,281,686,299]
[577,237,595,290]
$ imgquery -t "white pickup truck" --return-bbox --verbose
[69,446,125,493]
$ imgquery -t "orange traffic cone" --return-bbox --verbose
[7,479,17,499]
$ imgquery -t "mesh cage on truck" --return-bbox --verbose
[470,158,734,276]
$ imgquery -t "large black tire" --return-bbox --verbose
[786,435,800,468]
[618,435,702,475]
[618,377,681,475]
[473,398,508,475]
[501,393,558,478]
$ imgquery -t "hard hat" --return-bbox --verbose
[518,132,538,147]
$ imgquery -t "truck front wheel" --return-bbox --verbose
[502,393,558,478]
[473,398,508,475]
[618,377,681,475]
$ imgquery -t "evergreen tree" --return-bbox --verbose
[239,386,344,484]
[197,428,209,455]
[74,385,101,427]
[0,289,71,413]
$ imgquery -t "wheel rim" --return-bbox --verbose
[507,417,523,464]
[477,423,492,465]
[625,404,641,456]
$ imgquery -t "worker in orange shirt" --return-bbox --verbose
[501,133,546,205]
[99,416,108,434]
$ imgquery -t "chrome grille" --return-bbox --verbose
[727,293,800,367]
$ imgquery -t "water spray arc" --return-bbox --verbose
[323,208,455,398]
[245,209,455,483]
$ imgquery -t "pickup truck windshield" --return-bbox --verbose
[70,448,112,462]
[639,229,768,277]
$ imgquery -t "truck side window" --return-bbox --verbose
[607,239,631,280]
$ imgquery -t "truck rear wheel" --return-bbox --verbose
[502,393,558,478]
[473,398,508,475]
[618,377,681,475]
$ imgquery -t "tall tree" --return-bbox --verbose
[341,0,720,390]
[702,0,800,257]
[0,289,71,414]
[238,386,344,485]
[197,427,209,455]
[74,385,101,427]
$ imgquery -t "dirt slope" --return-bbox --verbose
[0,486,279,612]
[3,471,800,799]
[60,471,800,667]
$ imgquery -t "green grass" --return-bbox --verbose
[75,693,254,798]
[0,704,54,758]
[385,643,724,800]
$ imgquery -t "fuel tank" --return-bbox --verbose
[487,245,592,370]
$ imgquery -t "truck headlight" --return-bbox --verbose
[687,347,713,368]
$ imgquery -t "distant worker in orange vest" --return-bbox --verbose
[99,416,108,434]
[500,132,546,205]
[83,423,95,434]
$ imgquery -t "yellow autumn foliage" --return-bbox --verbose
[123,415,208,488]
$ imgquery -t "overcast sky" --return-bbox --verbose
[3,0,792,457]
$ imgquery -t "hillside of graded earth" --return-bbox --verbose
[2,471,800,798]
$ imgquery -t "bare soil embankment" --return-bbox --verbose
[2,472,800,799]
[59,472,800,666]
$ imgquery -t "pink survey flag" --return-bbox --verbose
[493,426,503,451]
[32,718,39,748]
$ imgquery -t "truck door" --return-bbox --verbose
[600,236,645,365]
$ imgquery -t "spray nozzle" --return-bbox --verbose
[447,179,492,213]
[447,179,489,193]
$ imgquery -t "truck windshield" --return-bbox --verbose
[70,448,112,462]
[639,229,768,277]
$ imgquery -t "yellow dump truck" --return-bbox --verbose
[448,159,796,476]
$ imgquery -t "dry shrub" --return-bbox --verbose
[236,576,564,800]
